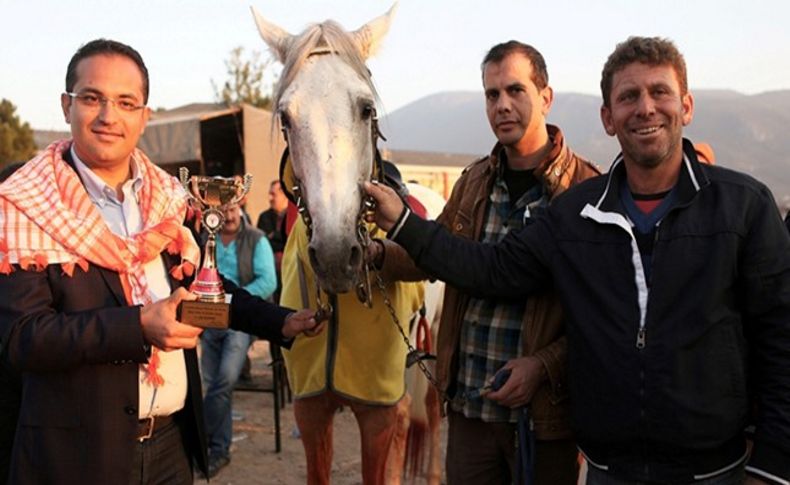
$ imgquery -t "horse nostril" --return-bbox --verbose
[349,245,362,270]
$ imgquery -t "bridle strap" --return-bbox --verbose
[277,107,387,235]
[278,146,297,204]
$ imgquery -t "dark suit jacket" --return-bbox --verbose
[0,152,294,484]
[0,249,294,485]
[0,358,19,485]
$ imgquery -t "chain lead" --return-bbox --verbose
[372,271,443,395]
[314,283,333,323]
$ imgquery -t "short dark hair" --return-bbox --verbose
[65,39,150,104]
[481,41,548,90]
[600,36,687,107]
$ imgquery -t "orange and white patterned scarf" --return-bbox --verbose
[0,140,200,385]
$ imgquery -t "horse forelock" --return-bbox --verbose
[273,20,377,113]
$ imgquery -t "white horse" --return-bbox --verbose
[402,183,445,485]
[251,5,443,485]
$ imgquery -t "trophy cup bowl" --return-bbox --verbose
[179,168,252,328]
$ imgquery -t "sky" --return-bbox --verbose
[2,0,790,130]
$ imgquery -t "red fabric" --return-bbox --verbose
[285,201,299,236]
[406,195,428,220]
[634,198,664,215]
[416,313,432,353]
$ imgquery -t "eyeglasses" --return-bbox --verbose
[65,92,146,113]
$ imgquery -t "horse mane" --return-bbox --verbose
[273,20,378,112]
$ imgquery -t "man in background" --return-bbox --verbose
[257,180,289,280]
[200,202,277,478]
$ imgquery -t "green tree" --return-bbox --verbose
[213,46,276,110]
[0,99,37,167]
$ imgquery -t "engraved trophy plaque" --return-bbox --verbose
[179,168,252,328]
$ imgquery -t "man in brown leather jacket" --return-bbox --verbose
[375,41,599,484]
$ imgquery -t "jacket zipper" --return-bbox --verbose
[636,328,646,349]
[635,220,662,349]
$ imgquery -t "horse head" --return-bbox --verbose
[252,4,396,294]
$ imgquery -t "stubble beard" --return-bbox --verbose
[620,127,683,170]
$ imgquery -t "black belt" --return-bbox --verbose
[136,414,175,442]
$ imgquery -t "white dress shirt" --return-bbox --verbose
[72,147,188,419]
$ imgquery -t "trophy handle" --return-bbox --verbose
[179,168,251,209]
[230,174,253,206]
[179,167,190,190]
[179,167,211,208]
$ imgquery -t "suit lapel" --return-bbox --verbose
[96,266,128,305]
[100,253,184,305]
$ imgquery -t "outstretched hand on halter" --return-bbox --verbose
[363,181,405,232]
[282,309,327,338]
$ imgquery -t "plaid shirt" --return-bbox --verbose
[452,159,550,423]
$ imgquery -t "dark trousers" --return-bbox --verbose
[446,410,578,485]
[128,420,193,485]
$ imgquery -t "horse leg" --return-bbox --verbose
[349,396,405,485]
[386,393,411,485]
[425,387,442,485]
[294,392,340,485]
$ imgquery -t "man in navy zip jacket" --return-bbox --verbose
[366,36,790,484]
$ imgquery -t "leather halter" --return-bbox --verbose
[277,120,386,230]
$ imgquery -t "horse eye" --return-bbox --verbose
[279,110,291,129]
[361,104,375,121]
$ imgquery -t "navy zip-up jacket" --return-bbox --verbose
[392,139,790,483]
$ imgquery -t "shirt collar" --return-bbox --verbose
[492,124,562,175]
[71,146,143,207]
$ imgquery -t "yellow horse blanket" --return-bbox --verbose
[280,218,424,404]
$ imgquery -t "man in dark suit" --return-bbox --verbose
[0,162,22,485]
[0,39,320,485]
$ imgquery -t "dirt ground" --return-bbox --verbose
[194,341,448,485]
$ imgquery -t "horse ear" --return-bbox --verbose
[250,6,292,64]
[351,2,398,60]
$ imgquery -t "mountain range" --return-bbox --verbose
[380,90,790,207]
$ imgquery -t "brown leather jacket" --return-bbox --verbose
[383,125,599,440]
